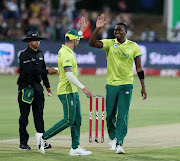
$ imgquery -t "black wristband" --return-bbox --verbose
[137,71,144,80]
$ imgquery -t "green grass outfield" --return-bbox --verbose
[0,75,180,161]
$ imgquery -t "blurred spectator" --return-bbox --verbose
[59,0,74,22]
[54,16,64,40]
[141,25,155,42]
[16,28,25,40]
[62,15,73,33]
[0,0,166,41]
[26,12,41,33]
[117,0,129,13]
[19,0,26,11]
[59,0,76,12]
[30,0,41,16]
[0,14,9,39]
[20,10,28,32]
[59,0,79,20]
[90,11,98,32]
[102,6,112,24]
[39,7,51,28]
[2,0,20,22]
[57,0,74,39]
[40,0,51,18]
[39,23,50,38]
[39,7,52,39]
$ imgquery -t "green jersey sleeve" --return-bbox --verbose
[133,43,142,58]
[100,39,111,51]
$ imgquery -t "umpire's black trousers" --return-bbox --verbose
[18,83,45,145]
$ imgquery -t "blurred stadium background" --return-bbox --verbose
[0,0,180,75]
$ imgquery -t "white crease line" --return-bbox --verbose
[0,139,19,142]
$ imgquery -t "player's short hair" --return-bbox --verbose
[116,22,128,32]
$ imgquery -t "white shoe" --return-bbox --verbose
[115,145,125,154]
[35,133,45,154]
[69,146,92,156]
[109,138,116,150]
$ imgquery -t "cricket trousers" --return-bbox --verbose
[43,92,81,149]
[106,84,133,146]
[18,83,45,145]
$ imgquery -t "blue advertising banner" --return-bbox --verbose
[0,41,180,69]
[138,42,180,69]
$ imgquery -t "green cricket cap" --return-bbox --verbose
[65,30,83,40]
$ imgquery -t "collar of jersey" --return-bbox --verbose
[115,38,128,45]
[62,44,73,53]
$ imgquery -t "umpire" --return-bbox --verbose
[17,31,58,150]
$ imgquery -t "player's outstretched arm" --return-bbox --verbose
[88,14,107,49]
[64,67,93,98]
[135,57,147,100]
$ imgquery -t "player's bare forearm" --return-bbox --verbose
[140,79,147,100]
[136,67,143,72]
[135,56,147,99]
[88,28,103,48]
[140,79,145,88]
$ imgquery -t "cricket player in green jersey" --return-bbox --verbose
[89,14,147,154]
[35,17,93,156]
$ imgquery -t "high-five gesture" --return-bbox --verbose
[96,14,107,28]
[79,16,89,33]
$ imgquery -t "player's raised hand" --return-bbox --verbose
[96,14,107,28]
[79,16,89,33]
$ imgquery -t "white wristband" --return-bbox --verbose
[78,31,83,36]
[65,72,85,89]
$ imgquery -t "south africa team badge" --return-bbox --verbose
[114,44,118,48]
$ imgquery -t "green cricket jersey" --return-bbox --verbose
[100,38,141,85]
[57,45,78,95]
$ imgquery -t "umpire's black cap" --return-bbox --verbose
[23,31,45,42]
